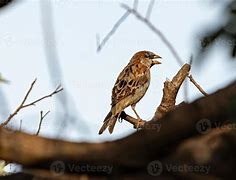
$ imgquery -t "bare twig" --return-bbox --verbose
[97,11,131,52]
[188,75,208,96]
[36,110,50,135]
[146,0,155,20]
[22,85,63,108]
[187,55,208,96]
[0,80,63,127]
[121,3,183,66]
[97,1,183,65]
[0,79,37,127]
[189,54,193,65]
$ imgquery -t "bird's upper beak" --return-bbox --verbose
[152,54,162,65]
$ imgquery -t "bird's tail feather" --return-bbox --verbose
[98,120,110,135]
[98,111,117,135]
[108,118,117,134]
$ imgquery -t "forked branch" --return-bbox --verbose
[0,79,63,127]
[35,110,50,135]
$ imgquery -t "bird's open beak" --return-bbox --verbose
[152,54,162,65]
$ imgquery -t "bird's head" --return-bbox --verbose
[131,51,162,67]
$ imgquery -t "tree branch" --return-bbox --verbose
[188,75,208,96]
[0,80,63,127]
[0,80,235,177]
[35,111,50,135]
[145,0,155,20]
[120,3,184,66]
[96,11,131,52]
[153,63,191,120]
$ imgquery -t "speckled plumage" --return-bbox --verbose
[99,51,161,134]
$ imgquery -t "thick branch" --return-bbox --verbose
[153,64,190,120]
[0,81,235,170]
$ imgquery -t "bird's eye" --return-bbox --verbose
[145,53,149,58]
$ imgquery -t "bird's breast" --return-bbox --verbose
[130,79,150,105]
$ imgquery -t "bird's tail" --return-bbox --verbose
[98,111,117,135]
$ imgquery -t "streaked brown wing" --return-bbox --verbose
[111,63,149,106]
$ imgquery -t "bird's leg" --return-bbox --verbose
[131,104,143,129]
[131,104,141,119]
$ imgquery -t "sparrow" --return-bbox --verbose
[98,51,162,134]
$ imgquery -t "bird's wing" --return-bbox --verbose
[111,63,150,106]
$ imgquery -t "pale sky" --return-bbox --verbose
[0,0,236,142]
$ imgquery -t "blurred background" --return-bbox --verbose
[0,0,236,142]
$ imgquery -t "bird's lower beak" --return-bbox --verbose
[152,54,162,65]
[152,60,161,65]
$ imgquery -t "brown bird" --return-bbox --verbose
[98,51,162,134]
